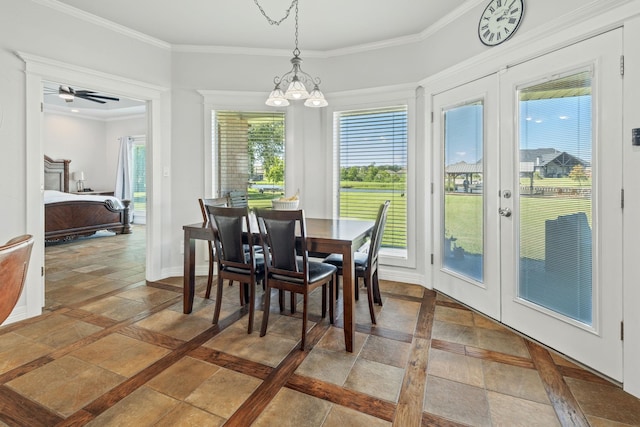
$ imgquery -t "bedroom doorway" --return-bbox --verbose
[20,52,167,320]
[42,81,148,309]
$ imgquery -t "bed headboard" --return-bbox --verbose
[44,155,71,193]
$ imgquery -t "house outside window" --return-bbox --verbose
[213,111,286,208]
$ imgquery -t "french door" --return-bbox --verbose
[432,75,501,320]
[500,30,623,380]
[433,29,623,380]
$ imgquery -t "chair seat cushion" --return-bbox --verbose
[223,253,265,275]
[323,251,368,271]
[271,260,337,284]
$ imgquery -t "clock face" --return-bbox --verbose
[478,0,524,46]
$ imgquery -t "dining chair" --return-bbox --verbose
[228,190,249,208]
[198,197,229,299]
[256,209,337,351]
[0,235,34,325]
[206,205,265,334]
[323,200,390,324]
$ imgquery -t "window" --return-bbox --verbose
[131,136,146,223]
[213,111,286,208]
[333,106,408,255]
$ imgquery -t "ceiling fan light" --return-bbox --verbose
[58,92,74,101]
[285,79,309,100]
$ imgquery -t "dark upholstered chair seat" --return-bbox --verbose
[272,259,336,284]
[322,252,368,271]
[223,253,265,275]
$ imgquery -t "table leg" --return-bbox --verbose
[183,232,196,314]
[342,246,355,352]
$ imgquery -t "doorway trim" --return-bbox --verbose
[18,51,167,318]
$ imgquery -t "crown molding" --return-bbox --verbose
[32,0,486,58]
[31,0,171,50]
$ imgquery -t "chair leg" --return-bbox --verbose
[364,273,376,324]
[213,275,224,324]
[278,289,285,312]
[329,274,336,324]
[373,269,383,306]
[243,282,250,305]
[354,277,360,301]
[290,292,296,314]
[205,257,214,299]
[247,280,255,334]
[321,284,327,319]
[237,279,246,307]
[260,285,272,337]
[300,292,308,351]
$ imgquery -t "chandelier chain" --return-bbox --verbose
[293,0,300,55]
[253,0,298,26]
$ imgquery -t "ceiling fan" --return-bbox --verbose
[45,85,120,104]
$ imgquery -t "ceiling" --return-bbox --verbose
[42,0,474,118]
[51,0,471,52]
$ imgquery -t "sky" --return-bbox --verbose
[444,95,592,166]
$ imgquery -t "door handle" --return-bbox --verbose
[499,207,512,217]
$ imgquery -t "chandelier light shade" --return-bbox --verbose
[304,84,328,107]
[266,84,290,107]
[255,0,327,108]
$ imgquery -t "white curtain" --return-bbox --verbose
[115,136,134,221]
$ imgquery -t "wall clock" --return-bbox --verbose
[478,0,524,46]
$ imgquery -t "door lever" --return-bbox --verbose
[499,207,512,217]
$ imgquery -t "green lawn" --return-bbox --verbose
[245,177,592,257]
[247,184,407,249]
[444,194,591,260]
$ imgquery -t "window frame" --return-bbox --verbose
[199,91,291,200]
[327,88,417,269]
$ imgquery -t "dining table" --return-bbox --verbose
[182,216,375,353]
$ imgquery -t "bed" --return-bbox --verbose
[44,155,131,242]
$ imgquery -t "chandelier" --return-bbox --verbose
[254,0,328,108]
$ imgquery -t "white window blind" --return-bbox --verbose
[334,106,408,251]
[214,111,285,205]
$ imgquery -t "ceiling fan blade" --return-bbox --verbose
[75,95,107,104]
[77,93,120,102]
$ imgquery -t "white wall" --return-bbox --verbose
[43,113,146,192]
[43,113,106,190]
[0,0,170,324]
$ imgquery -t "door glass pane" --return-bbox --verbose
[442,101,484,282]
[518,70,593,325]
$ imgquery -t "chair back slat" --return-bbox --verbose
[198,197,228,222]
[213,215,245,263]
[206,206,257,270]
[256,209,307,279]
[368,200,391,267]
[228,191,249,208]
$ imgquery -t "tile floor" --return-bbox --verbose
[0,226,638,426]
